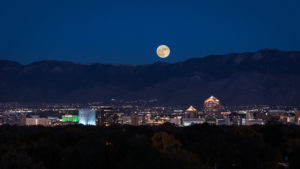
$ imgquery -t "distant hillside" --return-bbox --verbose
[1,49,300,105]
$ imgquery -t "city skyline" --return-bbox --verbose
[0,95,298,127]
[1,1,300,169]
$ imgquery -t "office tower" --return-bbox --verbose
[204,96,221,117]
[184,106,197,118]
[79,109,96,125]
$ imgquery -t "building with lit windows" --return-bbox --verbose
[245,119,264,125]
[182,118,205,126]
[26,116,49,126]
[121,115,131,125]
[48,116,60,126]
[203,96,221,117]
[169,116,182,126]
[0,112,2,125]
[184,106,198,118]
[97,106,117,126]
[79,109,96,125]
[216,118,230,125]
[295,111,300,125]
[62,115,78,123]
[2,112,26,126]
[131,113,139,126]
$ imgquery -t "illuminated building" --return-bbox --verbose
[216,118,230,125]
[182,106,202,126]
[205,116,216,125]
[241,118,246,125]
[245,119,264,125]
[26,116,49,126]
[184,106,197,118]
[121,116,131,125]
[221,112,231,116]
[255,113,269,121]
[280,113,288,123]
[203,96,221,117]
[2,112,26,126]
[169,116,182,126]
[182,118,205,126]
[295,111,300,124]
[0,112,2,125]
[62,115,78,122]
[131,113,139,126]
[265,110,284,122]
[287,115,295,123]
[79,109,96,125]
[105,113,120,125]
[48,116,59,126]
[231,117,242,125]
[246,112,254,120]
[98,106,118,126]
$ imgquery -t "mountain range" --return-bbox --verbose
[1,49,300,105]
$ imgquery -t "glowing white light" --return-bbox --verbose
[79,109,96,125]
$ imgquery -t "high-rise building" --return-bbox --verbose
[79,109,96,125]
[203,96,221,117]
[184,106,197,118]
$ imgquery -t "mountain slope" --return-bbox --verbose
[1,49,300,105]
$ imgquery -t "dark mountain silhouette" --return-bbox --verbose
[1,49,300,105]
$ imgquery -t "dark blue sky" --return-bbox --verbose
[0,0,299,64]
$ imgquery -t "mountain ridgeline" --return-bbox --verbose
[1,49,300,105]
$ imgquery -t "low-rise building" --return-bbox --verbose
[26,116,49,126]
[2,112,26,126]
[245,119,264,125]
[182,118,205,126]
[216,118,230,125]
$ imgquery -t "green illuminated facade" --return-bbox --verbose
[62,115,78,122]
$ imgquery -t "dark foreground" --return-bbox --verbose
[0,124,299,169]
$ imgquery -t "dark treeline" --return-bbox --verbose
[0,124,300,169]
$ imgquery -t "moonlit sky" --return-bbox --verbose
[0,0,300,64]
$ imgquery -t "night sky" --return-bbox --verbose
[1,0,299,65]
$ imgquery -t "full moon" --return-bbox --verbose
[156,45,170,58]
